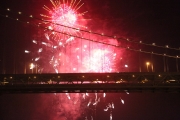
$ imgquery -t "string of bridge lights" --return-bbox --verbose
[0,7,180,59]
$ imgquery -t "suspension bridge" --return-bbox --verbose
[0,7,180,93]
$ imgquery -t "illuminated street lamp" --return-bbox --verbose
[30,63,35,73]
[146,62,150,72]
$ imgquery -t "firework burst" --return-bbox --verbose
[41,0,87,45]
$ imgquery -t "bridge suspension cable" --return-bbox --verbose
[2,7,179,50]
[0,7,180,59]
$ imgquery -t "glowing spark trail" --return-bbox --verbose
[103,93,106,98]
[87,99,92,107]
[120,98,125,104]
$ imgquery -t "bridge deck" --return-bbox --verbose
[0,73,180,93]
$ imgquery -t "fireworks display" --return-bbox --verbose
[28,0,122,73]
[25,0,125,119]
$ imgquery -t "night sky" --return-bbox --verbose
[0,0,180,73]
[0,0,180,120]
